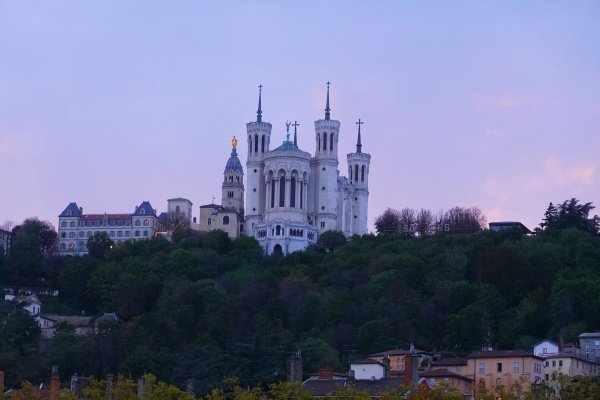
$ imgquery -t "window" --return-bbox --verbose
[61,222,67,228]
[66,210,72,216]
[497,363,502,372]
[290,177,296,208]
[143,230,148,237]
[320,221,325,228]
[223,216,230,225]
[143,219,149,226]
[125,231,130,237]
[552,361,556,367]
[279,176,285,207]
[69,232,76,238]
[300,182,303,209]
[135,220,141,226]
[330,133,334,151]
[109,231,115,237]
[176,206,180,214]
[254,134,258,153]
[87,231,92,238]
[559,360,563,367]
[456,366,461,372]
[117,231,123,237]
[134,231,140,237]
[545,374,549,381]
[361,165,365,182]
[512,362,520,373]
[545,361,549,367]
[323,133,327,151]
[208,218,212,226]
[60,243,66,250]
[496,378,502,387]
[70,221,76,227]
[79,231,85,238]
[479,363,485,374]
[270,179,275,208]
[261,135,265,153]
[354,164,359,182]
[140,208,146,215]
[61,232,66,238]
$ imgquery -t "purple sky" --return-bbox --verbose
[1,2,599,232]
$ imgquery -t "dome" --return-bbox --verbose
[224,148,243,173]
[268,140,311,160]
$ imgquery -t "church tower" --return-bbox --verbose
[346,119,371,235]
[245,85,272,232]
[311,82,341,233]
[222,136,245,215]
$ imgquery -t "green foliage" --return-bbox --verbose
[317,230,347,252]
[87,231,114,259]
[540,198,600,236]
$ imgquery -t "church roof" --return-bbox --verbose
[269,140,311,159]
[224,148,243,173]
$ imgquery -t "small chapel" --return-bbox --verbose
[202,83,371,255]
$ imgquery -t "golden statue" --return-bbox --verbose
[231,136,238,149]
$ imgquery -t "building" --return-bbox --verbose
[579,332,600,363]
[57,201,163,255]
[198,137,245,238]
[368,348,433,374]
[465,349,544,395]
[541,352,598,396]
[0,228,9,255]
[533,339,560,358]
[488,221,532,235]
[419,369,474,398]
[245,83,371,255]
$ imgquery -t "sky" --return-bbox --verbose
[1,1,599,232]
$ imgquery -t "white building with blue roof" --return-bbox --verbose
[245,83,371,255]
[57,200,164,255]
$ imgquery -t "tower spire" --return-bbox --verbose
[257,84,263,123]
[325,81,331,120]
[355,119,363,153]
[292,120,300,146]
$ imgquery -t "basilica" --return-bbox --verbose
[205,83,371,255]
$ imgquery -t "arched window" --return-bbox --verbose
[354,164,359,182]
[330,133,334,152]
[361,165,365,182]
[61,221,67,228]
[254,134,258,153]
[317,133,320,152]
[276,225,281,235]
[290,177,296,208]
[273,244,283,256]
[300,181,304,209]
[261,135,265,153]
[223,216,230,225]
[279,176,285,207]
[270,178,275,208]
[248,135,252,153]
[135,220,141,226]
[323,134,327,151]
[70,221,76,227]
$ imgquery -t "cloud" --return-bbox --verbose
[528,155,596,190]
[482,177,510,203]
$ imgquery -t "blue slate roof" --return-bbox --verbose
[59,202,81,217]
[224,148,243,173]
[158,212,168,225]
[133,201,156,216]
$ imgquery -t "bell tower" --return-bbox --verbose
[222,136,245,215]
[347,119,371,235]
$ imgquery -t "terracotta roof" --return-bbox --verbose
[431,357,468,367]
[468,350,540,359]
[420,370,473,381]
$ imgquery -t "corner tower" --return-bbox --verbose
[346,119,371,235]
[246,85,272,231]
[222,136,245,216]
[311,82,341,233]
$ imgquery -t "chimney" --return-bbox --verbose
[383,355,391,378]
[318,368,334,379]
[404,355,418,386]
[49,365,60,400]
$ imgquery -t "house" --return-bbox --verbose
[350,358,387,380]
[40,315,94,339]
[4,293,42,323]
[533,339,560,357]
[303,368,407,398]
[541,352,598,396]
[579,332,600,363]
[431,357,468,375]
[94,312,123,334]
[368,347,432,375]
[419,369,474,398]
[465,349,544,395]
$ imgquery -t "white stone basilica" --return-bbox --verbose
[243,83,371,255]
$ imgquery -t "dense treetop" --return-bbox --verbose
[0,200,599,397]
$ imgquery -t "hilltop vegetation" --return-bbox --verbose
[0,199,599,396]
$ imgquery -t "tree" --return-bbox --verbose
[87,232,114,259]
[317,230,347,252]
[415,209,435,236]
[539,198,600,235]
[375,208,401,234]
[441,207,486,234]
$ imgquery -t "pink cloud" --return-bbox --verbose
[528,155,596,190]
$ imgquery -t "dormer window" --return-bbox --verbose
[140,208,146,215]
[67,210,72,216]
